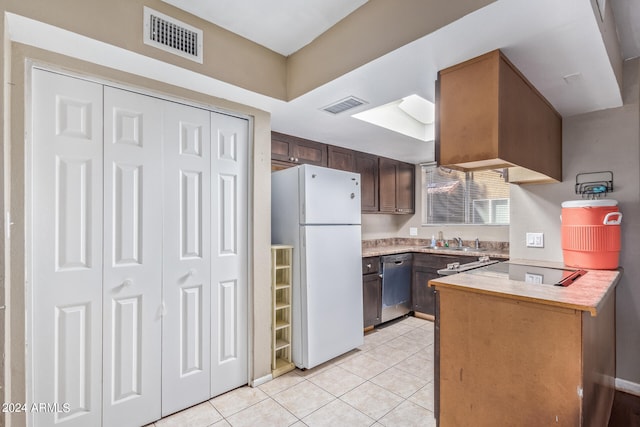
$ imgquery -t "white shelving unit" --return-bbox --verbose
[271,245,295,377]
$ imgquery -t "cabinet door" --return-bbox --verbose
[271,131,294,163]
[292,138,327,166]
[328,146,355,171]
[363,274,382,327]
[355,152,379,212]
[271,132,327,166]
[378,157,397,213]
[412,269,438,315]
[396,162,415,214]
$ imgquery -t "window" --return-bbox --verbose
[422,166,510,225]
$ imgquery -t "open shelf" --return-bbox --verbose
[271,245,295,378]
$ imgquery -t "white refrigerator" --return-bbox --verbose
[272,164,364,369]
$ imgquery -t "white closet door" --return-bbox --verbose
[210,113,249,396]
[102,88,163,426]
[162,102,212,416]
[31,69,104,427]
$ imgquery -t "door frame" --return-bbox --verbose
[23,62,254,424]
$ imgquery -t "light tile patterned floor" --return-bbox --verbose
[151,316,436,427]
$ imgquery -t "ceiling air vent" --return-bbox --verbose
[143,7,203,63]
[322,96,367,115]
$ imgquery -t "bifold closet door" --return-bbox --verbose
[210,113,249,396]
[162,102,212,416]
[102,87,163,426]
[31,70,104,427]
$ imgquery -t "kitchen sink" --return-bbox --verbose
[424,246,485,252]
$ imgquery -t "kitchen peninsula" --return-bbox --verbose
[429,260,620,426]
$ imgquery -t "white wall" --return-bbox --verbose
[510,58,640,386]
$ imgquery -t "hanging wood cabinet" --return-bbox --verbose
[437,49,562,184]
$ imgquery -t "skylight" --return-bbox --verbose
[352,94,435,141]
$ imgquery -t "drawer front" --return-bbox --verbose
[362,256,380,275]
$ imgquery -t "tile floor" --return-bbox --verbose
[151,316,436,427]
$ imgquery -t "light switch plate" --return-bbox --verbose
[409,227,418,236]
[526,232,544,248]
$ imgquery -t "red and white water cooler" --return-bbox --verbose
[561,199,622,270]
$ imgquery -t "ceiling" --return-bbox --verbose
[161,0,369,56]
[159,0,640,164]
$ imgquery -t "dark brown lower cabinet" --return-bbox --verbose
[412,269,439,316]
[363,274,382,328]
[412,253,476,316]
[362,257,381,328]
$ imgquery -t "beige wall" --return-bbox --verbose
[2,42,273,426]
[510,58,640,386]
[3,0,287,100]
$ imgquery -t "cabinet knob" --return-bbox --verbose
[366,263,372,269]
[122,279,133,287]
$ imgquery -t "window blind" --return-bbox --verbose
[422,166,510,225]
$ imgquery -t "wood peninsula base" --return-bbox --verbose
[435,286,615,426]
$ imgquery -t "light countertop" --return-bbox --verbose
[429,259,621,317]
[362,244,509,259]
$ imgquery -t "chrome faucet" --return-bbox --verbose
[453,237,463,248]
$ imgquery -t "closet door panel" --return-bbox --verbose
[210,114,249,397]
[31,69,104,427]
[103,87,163,426]
[162,102,212,416]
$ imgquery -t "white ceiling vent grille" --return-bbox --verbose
[143,7,203,63]
[322,96,367,114]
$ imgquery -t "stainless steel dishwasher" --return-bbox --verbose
[380,253,412,323]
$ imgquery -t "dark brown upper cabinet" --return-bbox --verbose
[379,157,415,214]
[437,49,561,184]
[271,131,327,169]
[328,145,356,172]
[271,132,413,214]
[354,152,379,213]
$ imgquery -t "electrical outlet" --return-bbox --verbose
[526,232,544,248]
[409,227,418,236]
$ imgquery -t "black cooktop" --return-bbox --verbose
[466,262,586,287]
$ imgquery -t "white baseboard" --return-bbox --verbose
[615,378,640,396]
[250,373,273,388]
